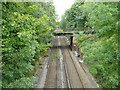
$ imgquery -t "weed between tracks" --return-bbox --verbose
[52,50,57,61]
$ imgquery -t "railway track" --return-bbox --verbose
[44,36,97,88]
[44,36,58,88]
[62,36,94,88]
[62,37,83,88]
[59,36,70,89]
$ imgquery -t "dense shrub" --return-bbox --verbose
[7,76,37,88]
[79,35,118,88]
[62,2,118,88]
[2,2,57,88]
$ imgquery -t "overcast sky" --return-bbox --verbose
[53,0,75,21]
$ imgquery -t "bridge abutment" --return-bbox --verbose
[70,36,73,51]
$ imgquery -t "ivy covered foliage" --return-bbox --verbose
[61,2,118,88]
[2,2,57,88]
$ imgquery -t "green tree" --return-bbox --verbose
[2,2,57,88]
[60,2,86,31]
[61,1,119,88]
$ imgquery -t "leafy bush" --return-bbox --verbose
[2,2,57,88]
[83,2,118,37]
[74,31,79,34]
[75,32,88,46]
[79,35,118,88]
[66,2,119,88]
[7,76,37,88]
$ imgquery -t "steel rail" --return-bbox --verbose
[67,49,85,88]
[63,36,85,88]
[64,57,71,89]
[62,37,71,89]
[44,36,56,88]
[56,36,59,88]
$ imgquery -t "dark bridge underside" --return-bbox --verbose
[53,32,73,36]
[53,32,73,50]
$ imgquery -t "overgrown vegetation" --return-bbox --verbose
[61,1,119,88]
[60,2,86,31]
[2,2,57,88]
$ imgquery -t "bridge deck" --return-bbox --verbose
[53,32,73,36]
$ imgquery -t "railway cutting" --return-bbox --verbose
[40,36,98,88]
